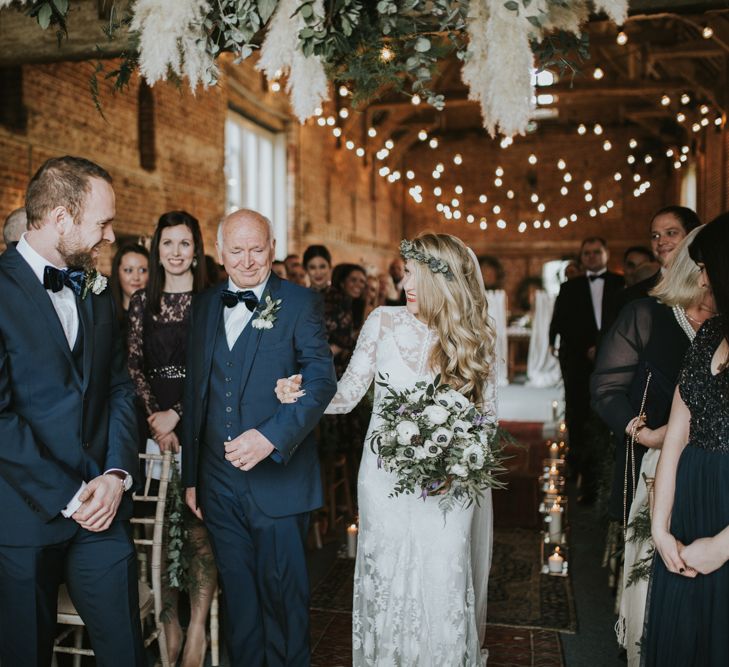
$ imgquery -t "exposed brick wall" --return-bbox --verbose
[0,56,404,274]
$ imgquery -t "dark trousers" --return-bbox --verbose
[560,354,593,480]
[199,448,311,667]
[0,521,145,667]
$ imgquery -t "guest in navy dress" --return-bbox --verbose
[644,213,729,666]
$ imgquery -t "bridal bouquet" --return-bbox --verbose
[369,374,505,514]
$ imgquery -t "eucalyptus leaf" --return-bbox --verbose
[414,37,430,52]
[300,3,314,19]
[526,15,542,28]
[53,0,68,14]
[37,3,52,29]
[258,0,277,23]
[504,1,519,11]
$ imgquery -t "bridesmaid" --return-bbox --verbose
[127,211,217,667]
[644,213,729,666]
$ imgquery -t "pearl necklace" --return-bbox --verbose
[673,305,697,342]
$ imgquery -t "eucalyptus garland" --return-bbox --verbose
[8,0,628,136]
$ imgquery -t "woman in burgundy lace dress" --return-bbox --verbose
[127,211,216,667]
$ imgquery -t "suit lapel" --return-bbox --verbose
[201,284,226,404]
[238,272,280,395]
[581,276,598,330]
[78,293,94,394]
[0,246,76,369]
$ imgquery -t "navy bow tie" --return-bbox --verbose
[221,289,259,311]
[43,266,86,296]
[588,273,605,282]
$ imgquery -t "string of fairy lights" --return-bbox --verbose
[292,27,726,234]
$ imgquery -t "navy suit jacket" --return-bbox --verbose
[181,272,337,517]
[0,245,139,547]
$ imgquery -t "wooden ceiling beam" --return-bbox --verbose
[0,1,134,67]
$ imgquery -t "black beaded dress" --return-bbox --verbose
[643,316,729,666]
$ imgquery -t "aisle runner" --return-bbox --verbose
[488,528,577,633]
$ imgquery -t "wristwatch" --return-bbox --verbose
[105,470,133,492]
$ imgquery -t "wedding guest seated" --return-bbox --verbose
[480,254,505,290]
[622,245,654,286]
[288,261,308,286]
[564,258,582,280]
[386,255,406,305]
[284,253,300,275]
[303,244,332,292]
[364,273,380,320]
[204,253,226,286]
[272,259,287,279]
[379,272,400,305]
[110,243,149,339]
[127,211,217,667]
[2,207,27,249]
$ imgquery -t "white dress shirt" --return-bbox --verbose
[16,234,79,347]
[586,268,607,330]
[223,274,270,350]
[16,234,127,518]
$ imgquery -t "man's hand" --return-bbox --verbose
[148,409,179,441]
[586,346,596,363]
[185,487,203,521]
[224,429,275,471]
[72,475,124,532]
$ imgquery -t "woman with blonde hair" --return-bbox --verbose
[591,225,710,664]
[278,233,497,665]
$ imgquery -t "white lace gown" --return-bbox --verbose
[326,306,496,667]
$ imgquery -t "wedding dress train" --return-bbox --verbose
[326,306,496,666]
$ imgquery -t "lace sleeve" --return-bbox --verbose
[126,290,159,416]
[325,307,382,414]
[481,358,499,426]
[590,299,653,436]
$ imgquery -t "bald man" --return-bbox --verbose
[181,209,336,666]
[2,207,27,248]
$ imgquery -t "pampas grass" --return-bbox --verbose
[131,0,216,91]
[257,0,330,122]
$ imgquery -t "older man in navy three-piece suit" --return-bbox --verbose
[0,157,144,665]
[182,208,337,666]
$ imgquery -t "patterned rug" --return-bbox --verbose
[310,527,576,633]
[488,528,577,633]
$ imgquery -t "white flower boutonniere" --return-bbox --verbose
[252,295,282,330]
[81,270,108,300]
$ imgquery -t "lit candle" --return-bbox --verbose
[548,504,562,541]
[549,442,559,457]
[548,547,564,573]
[546,481,558,497]
[559,422,567,434]
[551,400,559,421]
[347,524,358,558]
[549,465,559,481]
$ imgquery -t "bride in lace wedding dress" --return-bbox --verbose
[280,234,497,666]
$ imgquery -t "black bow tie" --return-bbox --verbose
[43,266,86,296]
[221,289,259,311]
[588,273,605,282]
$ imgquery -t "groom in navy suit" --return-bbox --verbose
[182,209,336,666]
[0,156,144,665]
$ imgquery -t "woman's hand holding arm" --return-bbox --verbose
[651,386,691,574]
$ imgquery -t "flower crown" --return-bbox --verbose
[400,239,454,281]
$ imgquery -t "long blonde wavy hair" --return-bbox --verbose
[406,233,495,407]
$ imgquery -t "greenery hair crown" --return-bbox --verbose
[400,239,454,281]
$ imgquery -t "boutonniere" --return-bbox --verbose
[81,270,108,300]
[252,295,282,330]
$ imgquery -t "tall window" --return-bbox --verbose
[680,162,697,211]
[225,112,287,257]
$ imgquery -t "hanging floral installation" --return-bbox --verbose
[3,0,628,137]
